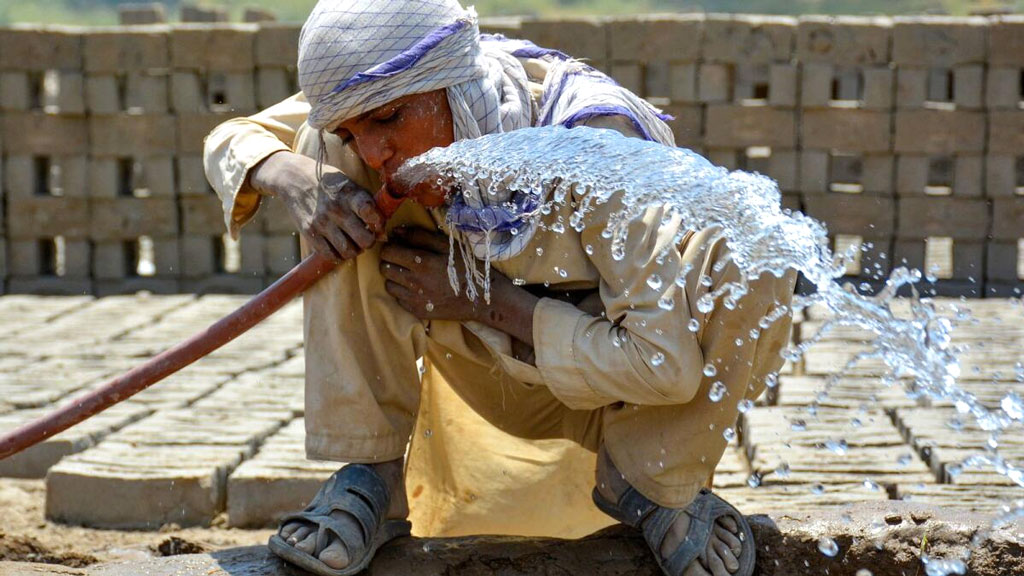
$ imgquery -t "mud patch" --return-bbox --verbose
[153,536,208,557]
[0,531,98,567]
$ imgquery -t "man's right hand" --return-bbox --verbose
[249,152,384,261]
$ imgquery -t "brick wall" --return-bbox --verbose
[0,15,1022,297]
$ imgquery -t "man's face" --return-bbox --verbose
[333,89,455,209]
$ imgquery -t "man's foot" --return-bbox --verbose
[276,459,408,570]
[595,447,746,576]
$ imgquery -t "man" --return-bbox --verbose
[204,2,796,575]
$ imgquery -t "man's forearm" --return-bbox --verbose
[476,282,540,348]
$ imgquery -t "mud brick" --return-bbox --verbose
[0,72,31,111]
[89,114,176,157]
[0,27,82,71]
[8,241,41,276]
[703,15,795,64]
[802,109,890,153]
[55,71,85,114]
[894,110,985,155]
[171,25,257,72]
[177,112,238,154]
[799,150,828,193]
[4,155,34,198]
[705,105,796,149]
[896,156,929,194]
[987,241,1021,283]
[7,277,93,295]
[257,68,294,108]
[861,67,894,110]
[698,64,732,103]
[768,150,799,192]
[643,61,670,99]
[254,24,300,67]
[0,240,6,284]
[87,158,118,198]
[85,75,121,114]
[181,4,229,23]
[609,63,641,95]
[83,28,169,74]
[219,72,257,112]
[950,155,983,198]
[260,197,295,234]
[3,113,88,156]
[897,197,988,240]
[796,16,891,65]
[180,236,220,277]
[667,63,697,103]
[171,71,204,112]
[989,15,1024,67]
[178,156,213,196]
[118,3,167,25]
[659,103,701,148]
[90,198,178,241]
[986,68,1023,109]
[896,68,928,108]
[803,193,896,237]
[985,155,1019,197]
[990,197,1024,241]
[523,18,609,64]
[951,65,984,110]
[768,64,797,108]
[799,63,833,108]
[265,234,300,276]
[8,239,89,278]
[181,195,227,235]
[479,16,521,38]
[608,15,701,63]
[892,17,988,67]
[7,197,90,240]
[244,8,278,23]
[989,111,1024,156]
[124,73,169,113]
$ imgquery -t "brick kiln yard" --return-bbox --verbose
[0,294,1021,576]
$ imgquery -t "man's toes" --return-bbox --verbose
[717,515,739,533]
[294,532,317,555]
[287,525,313,546]
[280,521,303,541]
[658,513,691,559]
[318,539,351,570]
[705,536,734,576]
[684,560,713,576]
[714,523,742,556]
[711,534,740,572]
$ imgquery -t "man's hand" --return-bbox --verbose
[249,152,384,261]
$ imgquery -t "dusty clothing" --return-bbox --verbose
[205,100,795,538]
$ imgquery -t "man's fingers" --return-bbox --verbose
[380,262,416,289]
[384,280,415,305]
[325,231,357,260]
[380,243,432,270]
[394,227,449,254]
[329,211,376,250]
[344,190,384,234]
[309,236,342,262]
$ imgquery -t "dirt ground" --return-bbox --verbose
[0,478,274,568]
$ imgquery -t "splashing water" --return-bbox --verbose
[397,125,1024,567]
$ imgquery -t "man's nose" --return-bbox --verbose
[358,137,395,173]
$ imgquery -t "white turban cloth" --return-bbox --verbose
[298,0,675,301]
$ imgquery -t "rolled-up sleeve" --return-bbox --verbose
[203,92,311,238]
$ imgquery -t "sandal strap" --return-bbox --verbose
[313,508,371,562]
[591,485,659,528]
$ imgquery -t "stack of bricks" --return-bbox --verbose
[892,17,990,297]
[0,27,91,294]
[798,17,896,292]
[986,16,1024,297]
[85,27,180,295]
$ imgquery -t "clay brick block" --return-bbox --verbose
[986,68,1022,109]
[0,72,31,111]
[894,110,985,155]
[84,29,169,74]
[7,197,90,240]
[768,64,797,108]
[171,72,204,112]
[177,112,237,154]
[862,67,894,110]
[802,109,891,153]
[55,71,85,115]
[260,198,296,234]
[952,155,983,198]
[990,197,1024,241]
[220,72,256,112]
[244,8,277,23]
[142,157,176,197]
[608,15,701,63]
[3,114,88,156]
[796,16,891,65]
[989,111,1024,156]
[178,156,213,196]
[703,15,795,64]
[119,4,167,25]
[644,61,670,99]
[768,150,798,192]
[256,68,295,109]
[171,25,257,72]
[987,241,1021,283]
[705,105,796,149]
[8,240,41,275]
[896,156,929,195]
[660,104,702,148]
[861,156,895,194]
[4,156,35,198]
[520,18,608,64]
[803,193,895,237]
[985,155,1018,198]
[668,63,697,103]
[90,198,178,241]
[0,27,82,71]
[799,151,827,194]
[698,64,732,103]
[610,63,642,95]
[897,196,988,240]
[953,65,984,110]
[255,24,300,67]
[265,234,300,276]
[85,75,121,114]
[896,68,927,108]
[180,236,218,277]
[0,239,6,283]
[89,114,176,157]
[88,158,118,198]
[92,239,180,282]
[989,15,1024,67]
[124,73,169,113]
[800,63,833,108]
[892,17,988,67]
[181,196,226,235]
[181,5,229,23]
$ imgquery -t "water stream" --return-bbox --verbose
[398,125,1023,575]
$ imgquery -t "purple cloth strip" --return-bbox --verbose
[480,34,570,61]
[448,193,540,233]
[560,104,658,142]
[331,19,470,95]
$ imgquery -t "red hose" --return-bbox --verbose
[0,252,338,460]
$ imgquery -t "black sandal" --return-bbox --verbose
[592,486,755,576]
[268,464,411,576]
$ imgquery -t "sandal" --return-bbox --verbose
[592,486,755,576]
[268,464,411,576]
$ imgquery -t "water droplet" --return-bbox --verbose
[790,419,807,432]
[1001,392,1024,420]
[700,274,713,287]
[647,274,663,290]
[551,222,565,234]
[824,439,848,456]
[746,472,762,488]
[774,462,791,478]
[863,479,881,491]
[738,399,754,413]
[703,363,717,377]
[897,453,913,467]
[536,247,544,256]
[857,568,873,576]
[765,373,779,388]
[658,295,675,310]
[688,318,700,332]
[584,244,594,255]
[923,557,966,576]
[425,302,435,312]
[708,381,727,402]
[817,537,839,557]
[414,255,422,264]
[423,428,433,438]
[723,427,736,441]
[811,483,825,495]
[650,352,665,367]
[947,463,963,478]
[696,295,715,314]
[734,337,744,347]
